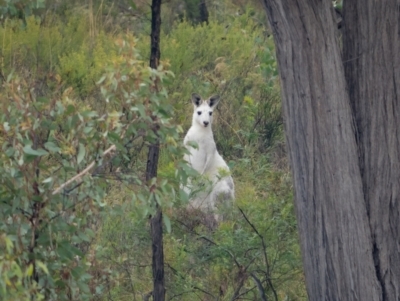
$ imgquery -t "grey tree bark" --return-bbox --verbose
[342,2,400,299]
[262,0,400,300]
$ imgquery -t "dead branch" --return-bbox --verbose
[52,144,116,195]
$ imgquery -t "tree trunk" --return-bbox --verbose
[149,0,161,71]
[199,0,209,24]
[148,0,165,300]
[262,0,399,300]
[342,1,400,299]
[150,209,164,301]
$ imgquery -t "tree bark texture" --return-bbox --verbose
[199,0,209,24]
[148,0,164,300]
[262,0,399,300]
[342,1,400,299]
[150,209,164,301]
[149,0,161,70]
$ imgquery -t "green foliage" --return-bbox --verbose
[0,14,118,96]
[0,0,45,19]
[58,26,117,96]
[99,156,305,300]
[96,9,305,301]
[0,3,306,301]
[155,156,304,301]
[155,14,281,158]
[1,74,103,300]
[0,235,45,300]
[0,31,186,299]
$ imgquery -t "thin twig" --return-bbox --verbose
[230,272,247,301]
[39,197,88,232]
[193,286,216,299]
[234,284,258,299]
[176,219,217,246]
[165,263,213,300]
[177,219,241,268]
[168,290,196,301]
[52,144,116,195]
[238,207,278,301]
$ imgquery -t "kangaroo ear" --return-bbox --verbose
[191,93,202,107]
[208,95,220,108]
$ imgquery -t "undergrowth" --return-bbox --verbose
[0,2,306,300]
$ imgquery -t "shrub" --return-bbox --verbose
[0,35,185,300]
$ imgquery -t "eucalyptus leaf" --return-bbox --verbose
[77,143,85,164]
[44,141,61,153]
[163,214,171,233]
[23,145,48,156]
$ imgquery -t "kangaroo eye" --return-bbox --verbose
[209,112,213,116]
[197,111,202,115]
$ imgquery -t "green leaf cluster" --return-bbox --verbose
[0,0,45,20]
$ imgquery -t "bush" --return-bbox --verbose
[0,34,185,300]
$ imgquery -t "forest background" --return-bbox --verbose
[0,0,307,300]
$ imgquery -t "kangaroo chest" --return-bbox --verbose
[186,135,216,173]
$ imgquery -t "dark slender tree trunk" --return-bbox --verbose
[199,0,209,24]
[147,0,165,300]
[149,0,161,71]
[150,209,164,301]
[262,0,399,300]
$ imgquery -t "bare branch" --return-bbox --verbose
[250,272,268,301]
[234,284,258,299]
[52,126,146,196]
[193,286,216,299]
[176,219,217,245]
[230,268,248,301]
[52,145,116,195]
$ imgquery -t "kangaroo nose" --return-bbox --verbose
[203,121,209,126]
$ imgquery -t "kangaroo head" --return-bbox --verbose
[191,93,220,128]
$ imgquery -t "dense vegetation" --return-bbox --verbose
[0,0,306,300]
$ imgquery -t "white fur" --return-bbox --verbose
[183,93,235,216]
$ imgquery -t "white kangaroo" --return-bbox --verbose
[183,93,235,218]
